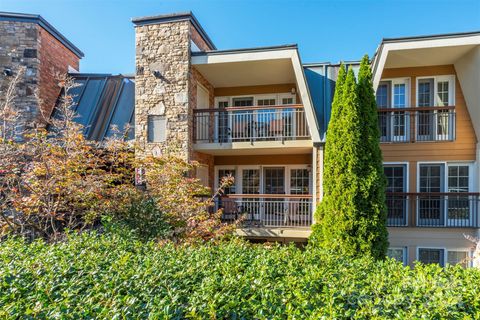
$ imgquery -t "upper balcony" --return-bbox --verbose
[191,45,319,155]
[378,106,456,143]
[193,104,311,152]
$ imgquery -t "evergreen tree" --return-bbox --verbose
[355,55,389,259]
[310,59,388,260]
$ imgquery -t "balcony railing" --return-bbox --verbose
[193,105,310,143]
[215,194,313,227]
[386,192,480,228]
[378,106,455,143]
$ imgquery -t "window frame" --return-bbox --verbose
[417,247,472,267]
[387,247,408,266]
[416,161,475,226]
[383,162,409,226]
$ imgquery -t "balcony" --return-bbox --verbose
[215,194,313,228]
[378,106,455,142]
[386,192,480,228]
[193,105,310,147]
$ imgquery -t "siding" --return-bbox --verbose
[380,65,477,163]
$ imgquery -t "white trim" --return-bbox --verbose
[215,164,310,195]
[416,246,473,267]
[383,161,410,192]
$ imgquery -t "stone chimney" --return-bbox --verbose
[132,12,215,160]
[0,12,83,136]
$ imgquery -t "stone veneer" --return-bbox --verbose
[0,20,79,137]
[134,18,216,186]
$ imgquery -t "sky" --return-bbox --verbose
[2,0,480,74]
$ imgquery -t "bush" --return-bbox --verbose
[1,229,479,319]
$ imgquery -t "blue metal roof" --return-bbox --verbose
[53,74,135,141]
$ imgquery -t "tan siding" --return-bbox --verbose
[380,65,477,163]
[214,84,298,99]
[214,154,311,166]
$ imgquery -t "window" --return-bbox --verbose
[257,98,276,106]
[447,251,469,268]
[242,169,260,194]
[418,248,444,266]
[448,165,470,222]
[418,164,444,225]
[232,97,254,107]
[290,169,310,195]
[437,81,450,106]
[418,248,471,267]
[263,168,285,194]
[218,169,236,194]
[393,83,406,108]
[376,82,391,108]
[384,165,407,225]
[282,97,294,105]
[418,79,434,107]
[387,248,407,265]
[147,115,166,142]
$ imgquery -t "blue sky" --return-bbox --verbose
[2,0,480,74]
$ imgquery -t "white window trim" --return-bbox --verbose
[416,247,473,267]
[416,161,476,226]
[388,247,408,266]
[384,162,410,226]
[416,75,456,107]
[215,164,310,195]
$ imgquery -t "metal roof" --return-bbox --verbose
[132,11,216,50]
[52,73,135,141]
[0,11,84,58]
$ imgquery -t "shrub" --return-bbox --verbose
[0,229,479,319]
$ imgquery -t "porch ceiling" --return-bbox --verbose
[384,45,477,69]
[193,59,296,87]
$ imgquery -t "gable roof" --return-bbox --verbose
[0,11,84,58]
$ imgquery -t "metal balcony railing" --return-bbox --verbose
[386,192,480,228]
[378,106,455,143]
[215,194,313,227]
[193,105,310,143]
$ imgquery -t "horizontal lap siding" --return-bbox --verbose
[214,154,312,166]
[380,65,477,163]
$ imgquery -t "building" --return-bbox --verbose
[1,11,479,267]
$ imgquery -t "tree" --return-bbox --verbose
[311,60,388,260]
[356,55,388,259]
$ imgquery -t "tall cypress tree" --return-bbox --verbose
[311,67,363,256]
[356,55,388,259]
[311,60,388,260]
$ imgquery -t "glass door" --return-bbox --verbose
[231,97,254,141]
[447,165,471,226]
[240,168,260,221]
[417,78,434,140]
[418,164,445,226]
[392,80,409,142]
[384,165,407,226]
[263,167,285,225]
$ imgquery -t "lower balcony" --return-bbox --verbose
[386,192,480,228]
[215,194,313,228]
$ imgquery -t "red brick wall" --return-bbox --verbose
[189,24,214,51]
[37,25,80,121]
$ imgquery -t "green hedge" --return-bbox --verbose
[1,229,479,319]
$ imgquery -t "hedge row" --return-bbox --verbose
[1,229,479,319]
